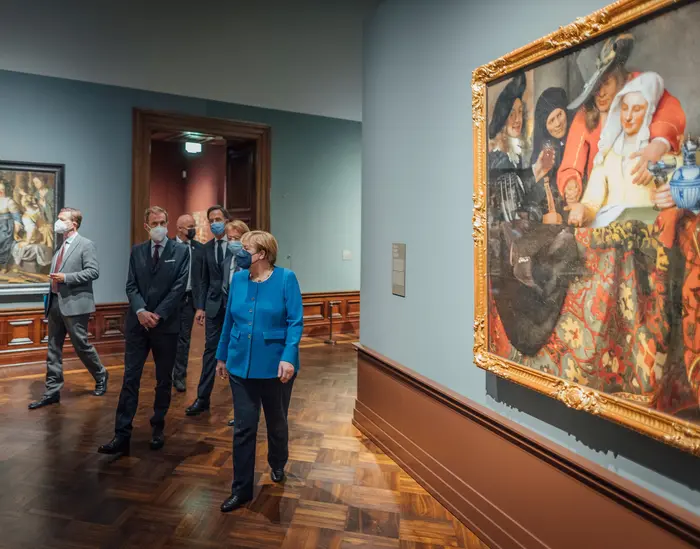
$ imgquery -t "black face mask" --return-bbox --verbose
[186,228,196,240]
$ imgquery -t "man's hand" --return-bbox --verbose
[278,361,295,383]
[137,310,159,329]
[48,273,66,284]
[564,180,580,205]
[216,360,228,380]
[652,183,676,210]
[565,203,586,227]
[195,309,205,326]
[630,140,669,186]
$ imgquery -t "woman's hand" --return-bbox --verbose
[533,149,555,181]
[216,360,228,380]
[278,361,295,383]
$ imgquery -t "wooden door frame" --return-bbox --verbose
[131,108,271,246]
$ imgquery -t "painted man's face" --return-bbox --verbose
[506,98,523,138]
[595,73,621,113]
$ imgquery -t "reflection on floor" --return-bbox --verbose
[0,330,489,548]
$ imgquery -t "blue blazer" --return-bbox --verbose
[216,266,303,379]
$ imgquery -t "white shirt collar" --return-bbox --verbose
[64,232,79,245]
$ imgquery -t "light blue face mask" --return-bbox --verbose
[227,240,243,253]
[210,221,225,236]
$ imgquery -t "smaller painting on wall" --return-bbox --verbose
[0,161,64,295]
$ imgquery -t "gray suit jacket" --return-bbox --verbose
[46,234,99,317]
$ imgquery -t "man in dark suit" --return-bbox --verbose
[172,213,204,392]
[29,207,108,409]
[98,206,189,456]
[185,205,231,416]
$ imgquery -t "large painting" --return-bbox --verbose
[472,0,700,454]
[0,161,64,295]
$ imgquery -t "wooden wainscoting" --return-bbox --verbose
[302,291,359,337]
[353,344,700,549]
[0,303,126,367]
[0,291,359,367]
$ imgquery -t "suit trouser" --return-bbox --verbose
[228,374,295,498]
[44,296,106,397]
[114,326,178,438]
[196,308,226,402]
[173,291,196,382]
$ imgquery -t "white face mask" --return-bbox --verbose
[149,225,167,242]
[54,219,71,234]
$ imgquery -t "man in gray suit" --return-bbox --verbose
[98,206,189,456]
[29,207,108,410]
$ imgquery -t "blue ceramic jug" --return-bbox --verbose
[669,136,700,211]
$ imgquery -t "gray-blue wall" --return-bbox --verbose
[0,69,361,306]
[361,0,700,514]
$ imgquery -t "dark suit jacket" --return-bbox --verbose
[173,237,205,302]
[197,237,232,318]
[125,239,190,335]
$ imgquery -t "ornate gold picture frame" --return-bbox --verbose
[472,0,700,455]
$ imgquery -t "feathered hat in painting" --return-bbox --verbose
[488,72,527,140]
[568,33,635,111]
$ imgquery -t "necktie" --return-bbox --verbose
[219,240,226,268]
[51,244,66,293]
[153,244,161,266]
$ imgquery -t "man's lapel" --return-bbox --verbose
[212,239,223,275]
[141,241,153,285]
[222,253,232,293]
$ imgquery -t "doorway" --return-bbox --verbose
[131,109,271,245]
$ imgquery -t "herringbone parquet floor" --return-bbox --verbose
[0,327,489,548]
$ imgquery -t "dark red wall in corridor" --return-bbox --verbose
[149,141,226,240]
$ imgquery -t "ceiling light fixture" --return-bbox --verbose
[185,142,202,154]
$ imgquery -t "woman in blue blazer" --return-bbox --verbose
[215,230,303,513]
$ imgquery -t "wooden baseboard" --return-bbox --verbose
[0,291,359,367]
[353,344,700,549]
[0,303,126,367]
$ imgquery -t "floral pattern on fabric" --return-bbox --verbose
[489,209,700,416]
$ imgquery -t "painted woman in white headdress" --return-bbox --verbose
[567,71,672,228]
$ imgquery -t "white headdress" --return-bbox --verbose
[593,71,665,166]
